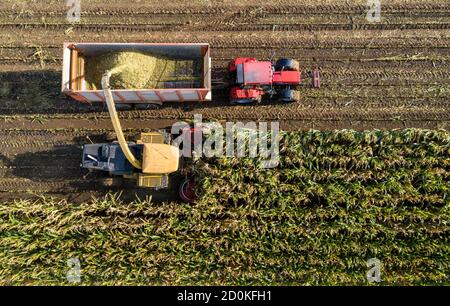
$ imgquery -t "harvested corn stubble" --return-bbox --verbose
[84,51,201,90]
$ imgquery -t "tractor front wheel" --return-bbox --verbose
[230,96,261,105]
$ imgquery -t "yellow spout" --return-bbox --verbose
[101,71,142,170]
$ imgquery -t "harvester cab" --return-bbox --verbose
[228,57,301,104]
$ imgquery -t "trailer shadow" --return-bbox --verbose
[0,70,100,115]
[0,133,180,203]
[0,68,296,116]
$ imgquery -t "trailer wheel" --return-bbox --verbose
[115,103,132,111]
[275,58,300,71]
[134,103,162,110]
[179,178,196,203]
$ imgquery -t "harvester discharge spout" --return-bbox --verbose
[101,70,142,170]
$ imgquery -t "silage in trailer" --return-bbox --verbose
[84,51,202,90]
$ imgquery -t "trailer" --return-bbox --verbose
[62,43,211,105]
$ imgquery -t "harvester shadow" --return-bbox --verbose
[3,133,180,203]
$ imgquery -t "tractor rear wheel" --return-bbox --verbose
[230,96,261,105]
[275,58,300,71]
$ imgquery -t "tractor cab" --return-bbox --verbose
[229,57,301,104]
[234,59,273,85]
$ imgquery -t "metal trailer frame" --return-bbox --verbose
[62,42,212,103]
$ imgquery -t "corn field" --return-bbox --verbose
[0,129,449,285]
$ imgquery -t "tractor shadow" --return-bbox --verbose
[0,133,181,203]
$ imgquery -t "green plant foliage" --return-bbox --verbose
[0,129,448,285]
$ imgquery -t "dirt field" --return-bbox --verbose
[0,0,449,201]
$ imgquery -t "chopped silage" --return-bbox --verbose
[84,51,201,90]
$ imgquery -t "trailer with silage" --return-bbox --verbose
[62,43,211,106]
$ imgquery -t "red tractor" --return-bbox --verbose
[228,57,301,104]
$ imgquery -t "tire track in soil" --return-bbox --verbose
[2,99,448,115]
[2,45,449,64]
[1,23,449,32]
[0,108,448,130]
[0,3,448,16]
[2,35,450,49]
[0,178,147,193]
